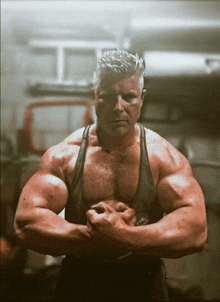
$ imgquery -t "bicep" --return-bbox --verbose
[156,158,206,216]
[17,171,69,215]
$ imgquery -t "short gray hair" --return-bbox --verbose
[93,50,145,89]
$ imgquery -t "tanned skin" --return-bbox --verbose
[14,73,207,259]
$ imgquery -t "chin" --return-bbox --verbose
[109,125,129,136]
[99,120,132,136]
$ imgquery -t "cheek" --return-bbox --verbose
[130,104,142,119]
[95,100,107,117]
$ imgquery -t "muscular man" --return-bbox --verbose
[14,50,207,301]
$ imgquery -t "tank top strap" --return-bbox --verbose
[69,125,91,193]
[65,126,91,224]
[134,124,159,222]
[139,123,153,173]
[139,122,148,157]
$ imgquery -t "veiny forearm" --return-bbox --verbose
[14,208,92,256]
[125,207,207,259]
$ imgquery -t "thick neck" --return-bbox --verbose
[96,123,138,151]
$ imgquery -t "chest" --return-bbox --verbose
[82,147,140,208]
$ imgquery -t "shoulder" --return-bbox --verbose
[39,127,86,178]
[143,126,192,178]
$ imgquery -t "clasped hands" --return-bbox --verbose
[84,201,137,257]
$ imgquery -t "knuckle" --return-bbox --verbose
[86,209,93,217]
[97,201,105,206]
[128,208,136,215]
[117,202,126,207]
[114,202,128,212]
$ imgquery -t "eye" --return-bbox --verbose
[98,94,105,101]
[122,93,137,102]
[98,94,113,103]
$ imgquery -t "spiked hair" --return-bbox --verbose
[93,50,145,89]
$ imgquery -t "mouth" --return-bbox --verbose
[111,119,127,123]
[109,120,128,129]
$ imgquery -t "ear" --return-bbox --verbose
[141,89,147,106]
[91,88,96,99]
[92,88,100,105]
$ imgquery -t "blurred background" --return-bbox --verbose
[1,0,220,301]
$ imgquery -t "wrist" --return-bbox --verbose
[77,224,91,240]
[122,225,148,252]
[118,224,136,250]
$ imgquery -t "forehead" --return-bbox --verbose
[98,73,142,92]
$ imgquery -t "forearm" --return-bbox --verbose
[14,208,91,256]
[125,208,207,258]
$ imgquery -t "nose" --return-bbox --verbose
[114,95,124,113]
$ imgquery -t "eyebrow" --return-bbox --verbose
[122,91,138,97]
[98,91,108,97]
[98,90,138,96]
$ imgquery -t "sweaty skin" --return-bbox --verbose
[14,73,207,258]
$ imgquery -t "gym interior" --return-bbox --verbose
[1,1,220,301]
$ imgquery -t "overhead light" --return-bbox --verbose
[144,51,220,76]
[132,18,220,29]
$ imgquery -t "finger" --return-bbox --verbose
[120,208,137,226]
[91,202,114,214]
[86,209,101,223]
[121,208,136,219]
[124,207,136,216]
[87,219,93,232]
[120,214,137,226]
[120,211,136,221]
[86,206,111,225]
[113,202,129,213]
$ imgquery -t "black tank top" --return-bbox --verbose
[65,124,164,225]
[60,124,169,301]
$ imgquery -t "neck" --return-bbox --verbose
[96,123,138,150]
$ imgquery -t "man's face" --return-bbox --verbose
[94,73,146,136]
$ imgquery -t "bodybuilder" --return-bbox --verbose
[14,50,207,301]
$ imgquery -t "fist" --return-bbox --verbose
[112,202,137,226]
[86,202,135,256]
[87,201,137,227]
